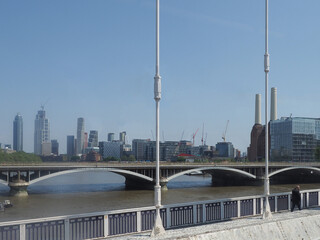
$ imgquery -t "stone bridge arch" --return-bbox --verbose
[29,168,153,186]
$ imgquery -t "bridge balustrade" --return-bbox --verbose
[1,189,320,240]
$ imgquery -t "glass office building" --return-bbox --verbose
[270,117,320,162]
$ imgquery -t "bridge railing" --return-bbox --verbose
[1,189,319,240]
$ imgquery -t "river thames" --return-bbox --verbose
[0,171,319,222]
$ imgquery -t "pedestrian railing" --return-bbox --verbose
[1,189,319,240]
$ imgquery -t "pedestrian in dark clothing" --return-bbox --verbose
[291,185,301,212]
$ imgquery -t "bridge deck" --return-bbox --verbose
[111,207,320,240]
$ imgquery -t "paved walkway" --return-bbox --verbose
[105,207,320,240]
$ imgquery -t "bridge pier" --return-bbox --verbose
[8,171,29,196]
[8,181,29,196]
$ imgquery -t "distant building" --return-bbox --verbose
[162,141,179,161]
[121,143,132,158]
[270,117,320,162]
[42,142,52,156]
[248,89,277,161]
[99,141,121,159]
[4,144,12,150]
[85,147,99,154]
[34,107,50,155]
[85,151,101,162]
[84,132,88,149]
[108,133,115,142]
[67,135,75,156]
[178,141,192,155]
[248,124,265,161]
[132,139,151,161]
[216,142,234,158]
[76,118,85,154]
[88,130,98,148]
[51,139,59,155]
[13,113,23,151]
[119,131,126,143]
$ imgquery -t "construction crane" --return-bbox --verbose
[192,128,199,146]
[204,133,207,146]
[201,123,204,146]
[222,120,229,142]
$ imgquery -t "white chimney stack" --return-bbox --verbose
[270,87,277,121]
[255,94,261,124]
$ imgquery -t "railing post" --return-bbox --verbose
[64,218,70,240]
[275,196,278,212]
[306,192,309,208]
[288,193,291,211]
[260,197,263,214]
[202,204,206,223]
[220,201,224,220]
[253,198,256,215]
[166,207,171,229]
[20,224,26,240]
[137,211,141,232]
[193,204,197,224]
[104,215,109,237]
[237,200,240,218]
[318,191,320,206]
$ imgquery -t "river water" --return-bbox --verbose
[1,170,319,222]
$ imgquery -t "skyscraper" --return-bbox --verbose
[34,107,50,155]
[51,139,59,155]
[67,135,75,156]
[76,118,85,154]
[88,130,98,148]
[108,133,115,142]
[13,113,23,151]
[119,131,126,143]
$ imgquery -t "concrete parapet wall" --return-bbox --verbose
[142,208,320,240]
[186,215,320,240]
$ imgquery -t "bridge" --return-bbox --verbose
[1,162,320,195]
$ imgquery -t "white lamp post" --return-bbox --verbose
[263,0,272,219]
[151,0,165,236]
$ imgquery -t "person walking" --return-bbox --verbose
[291,185,301,212]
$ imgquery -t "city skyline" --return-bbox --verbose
[1,1,320,154]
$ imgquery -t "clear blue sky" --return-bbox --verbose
[1,0,319,154]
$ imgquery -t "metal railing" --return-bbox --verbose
[1,189,319,240]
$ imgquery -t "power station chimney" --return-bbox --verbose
[255,94,261,124]
[270,87,277,121]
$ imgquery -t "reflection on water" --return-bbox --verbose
[0,171,319,222]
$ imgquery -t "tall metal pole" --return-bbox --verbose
[151,0,165,236]
[263,0,272,219]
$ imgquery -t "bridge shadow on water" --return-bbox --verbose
[167,174,212,189]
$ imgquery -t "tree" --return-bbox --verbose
[177,156,186,162]
[0,150,42,163]
[128,155,136,161]
[70,156,80,162]
[104,156,120,162]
